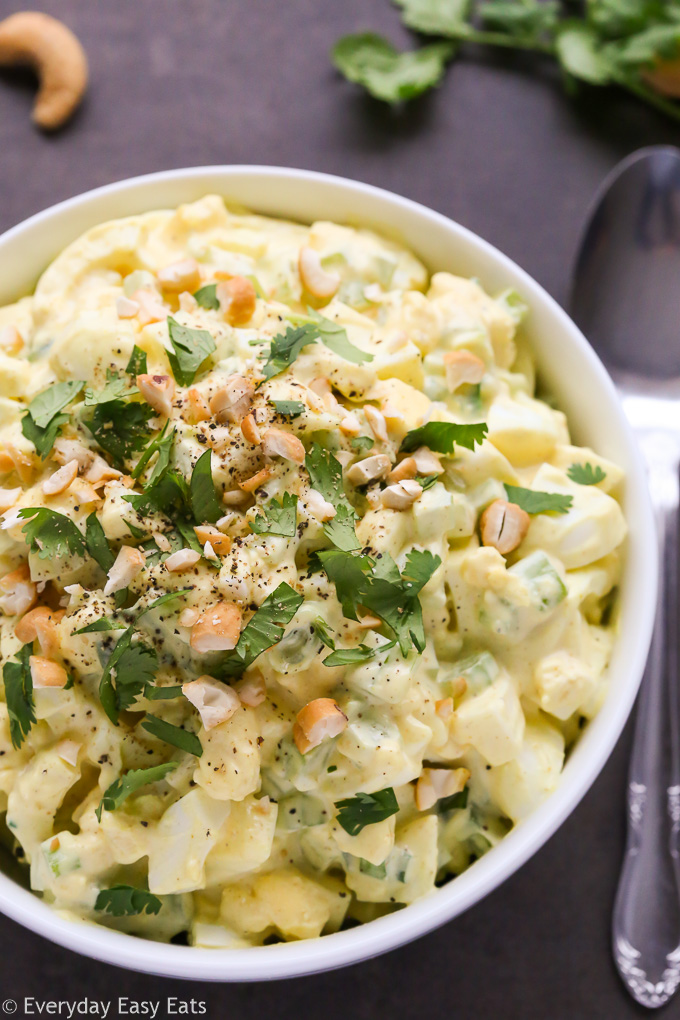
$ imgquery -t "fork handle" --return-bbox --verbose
[612,451,680,1009]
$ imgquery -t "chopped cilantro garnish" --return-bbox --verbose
[85,512,115,573]
[304,308,374,364]
[269,399,306,418]
[125,345,148,377]
[141,714,202,757]
[312,617,336,649]
[166,316,216,386]
[144,683,183,701]
[504,484,573,515]
[84,370,132,406]
[125,520,147,540]
[216,582,303,678]
[567,462,606,486]
[2,644,35,749]
[99,627,158,725]
[438,786,469,814]
[95,886,162,917]
[193,283,220,310]
[19,508,87,561]
[305,443,360,551]
[415,474,438,490]
[323,640,395,667]
[190,448,221,524]
[258,324,319,385]
[85,398,154,468]
[350,435,375,453]
[335,787,399,836]
[21,380,84,458]
[136,589,192,617]
[250,492,298,537]
[131,420,174,482]
[95,762,178,822]
[75,617,126,634]
[123,470,190,519]
[400,421,488,454]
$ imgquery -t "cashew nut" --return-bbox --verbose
[0,12,88,131]
[480,498,530,555]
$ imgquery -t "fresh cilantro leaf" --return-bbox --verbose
[75,617,126,634]
[323,640,395,667]
[135,589,192,618]
[608,23,680,67]
[2,644,35,749]
[99,627,158,725]
[587,0,668,38]
[123,470,190,519]
[144,683,183,700]
[313,617,336,649]
[175,518,205,557]
[193,283,220,310]
[19,508,87,561]
[556,21,612,84]
[24,380,84,429]
[416,474,438,490]
[21,410,69,459]
[480,0,560,41]
[86,399,153,468]
[141,714,203,756]
[125,346,148,377]
[332,33,454,103]
[96,762,178,822]
[85,512,115,572]
[190,448,221,524]
[504,484,573,515]
[95,886,162,917]
[269,399,306,418]
[84,371,132,406]
[317,549,374,620]
[125,520,147,540]
[217,582,303,678]
[166,316,216,386]
[400,421,488,454]
[250,492,298,537]
[131,421,174,482]
[258,324,318,384]
[305,309,374,364]
[335,787,399,836]
[567,462,607,485]
[350,435,375,453]
[21,379,84,458]
[305,443,360,551]
[394,0,470,36]
[438,785,469,813]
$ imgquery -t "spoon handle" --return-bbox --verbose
[613,444,680,1009]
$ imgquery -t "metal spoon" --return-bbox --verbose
[571,146,680,1009]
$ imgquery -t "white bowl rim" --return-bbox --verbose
[0,165,657,981]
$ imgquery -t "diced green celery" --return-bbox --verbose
[495,288,528,325]
[446,651,499,694]
[510,551,567,610]
[277,793,328,830]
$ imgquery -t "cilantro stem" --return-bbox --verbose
[457,28,554,56]
[613,72,680,124]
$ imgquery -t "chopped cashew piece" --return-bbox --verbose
[443,350,486,392]
[103,546,145,596]
[239,467,273,493]
[29,655,68,689]
[184,388,211,424]
[15,606,64,657]
[157,259,201,293]
[84,455,121,486]
[194,525,231,555]
[53,437,92,469]
[0,325,23,354]
[210,375,254,424]
[381,479,423,510]
[346,454,391,487]
[0,444,34,483]
[56,740,81,766]
[435,697,454,721]
[116,296,139,319]
[131,289,166,326]
[190,602,242,653]
[0,565,36,617]
[182,676,240,731]
[0,12,88,130]
[364,405,388,443]
[480,499,530,555]
[165,548,201,573]
[261,427,305,465]
[136,374,176,417]
[0,486,21,513]
[388,457,417,483]
[298,246,340,300]
[293,698,348,754]
[412,446,444,475]
[236,673,266,707]
[217,276,257,326]
[339,414,361,436]
[415,767,470,811]
[42,458,78,496]
[241,413,262,445]
[306,488,336,521]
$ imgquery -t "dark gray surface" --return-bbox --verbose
[0,1,676,1016]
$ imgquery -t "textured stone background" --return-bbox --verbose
[0,1,675,1016]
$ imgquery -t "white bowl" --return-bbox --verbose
[0,166,656,980]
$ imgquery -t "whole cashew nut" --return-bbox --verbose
[0,12,88,130]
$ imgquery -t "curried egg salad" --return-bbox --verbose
[0,196,626,946]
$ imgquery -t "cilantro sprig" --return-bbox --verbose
[190,448,222,524]
[166,316,216,386]
[323,640,396,667]
[19,508,87,561]
[96,762,178,822]
[85,399,154,468]
[95,886,162,917]
[335,787,399,836]
[99,627,158,725]
[306,443,360,552]
[269,399,306,418]
[504,484,573,515]
[216,582,304,678]
[250,492,299,537]
[400,420,487,454]
[141,714,203,756]
[2,644,35,749]
[21,380,84,458]
[567,462,607,485]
